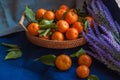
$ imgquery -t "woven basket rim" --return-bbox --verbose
[26,32,86,49]
[26,32,85,42]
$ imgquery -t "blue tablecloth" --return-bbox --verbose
[0,32,119,80]
[0,0,120,80]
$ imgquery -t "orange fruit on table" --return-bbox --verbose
[55,54,72,71]
[72,21,83,33]
[85,16,94,27]
[64,10,78,24]
[56,20,69,33]
[35,8,46,19]
[43,10,55,20]
[78,54,92,67]
[55,9,67,20]
[27,23,40,36]
[66,28,79,40]
[76,65,90,78]
[59,4,69,11]
[51,32,64,41]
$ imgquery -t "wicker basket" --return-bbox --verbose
[19,14,86,49]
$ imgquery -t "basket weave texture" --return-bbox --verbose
[26,32,86,49]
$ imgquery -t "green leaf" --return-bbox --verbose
[1,43,23,60]
[40,19,53,25]
[1,43,18,48]
[84,21,88,31]
[78,16,86,23]
[5,50,22,60]
[39,28,51,37]
[38,30,46,34]
[40,23,57,29]
[24,6,37,22]
[39,19,57,29]
[70,48,86,58]
[87,75,99,80]
[7,48,20,52]
[112,32,120,44]
[35,54,56,66]
[61,11,68,20]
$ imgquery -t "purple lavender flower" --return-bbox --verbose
[87,21,96,36]
[101,34,120,52]
[91,0,98,14]
[96,0,119,37]
[93,20,100,35]
[98,36,120,61]
[84,0,120,73]
[95,0,105,17]
[84,32,120,72]
[98,0,113,20]
[85,32,120,72]
[89,44,106,62]
[115,21,120,35]
[86,7,97,20]
[86,50,101,61]
[103,9,119,36]
[99,25,114,39]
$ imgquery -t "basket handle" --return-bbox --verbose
[19,13,28,31]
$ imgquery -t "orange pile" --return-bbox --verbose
[76,54,92,78]
[54,53,92,79]
[27,4,93,41]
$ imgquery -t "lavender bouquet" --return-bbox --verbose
[83,0,120,73]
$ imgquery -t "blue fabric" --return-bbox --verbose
[0,0,75,36]
[0,0,120,80]
[0,0,120,36]
[0,32,120,80]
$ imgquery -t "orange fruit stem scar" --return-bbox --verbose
[43,10,55,20]
[27,23,40,36]
[51,32,64,41]
[78,54,92,67]
[56,20,69,33]
[35,8,47,19]
[76,65,90,78]
[66,28,79,40]
[72,21,83,33]
[64,10,78,25]
[55,54,72,71]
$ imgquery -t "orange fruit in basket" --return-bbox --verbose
[56,20,69,33]
[35,8,46,19]
[64,9,78,24]
[72,21,83,33]
[51,32,64,41]
[59,4,69,11]
[55,9,67,20]
[27,23,40,36]
[66,28,79,40]
[76,65,90,78]
[78,54,92,67]
[55,54,72,71]
[85,16,94,27]
[43,10,55,20]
